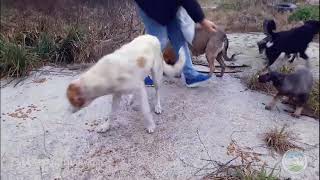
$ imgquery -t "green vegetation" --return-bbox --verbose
[0,37,39,78]
[54,26,85,64]
[307,81,320,117]
[289,5,320,22]
[35,32,56,60]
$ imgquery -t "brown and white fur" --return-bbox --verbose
[66,35,185,133]
[163,25,236,77]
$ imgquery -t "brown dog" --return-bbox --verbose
[163,26,236,77]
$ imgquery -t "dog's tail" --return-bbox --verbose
[162,48,185,77]
[264,19,276,37]
[222,35,237,61]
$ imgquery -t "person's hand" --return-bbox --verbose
[200,19,217,32]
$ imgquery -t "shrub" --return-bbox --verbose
[35,32,56,60]
[53,26,85,64]
[0,38,39,78]
[288,5,320,22]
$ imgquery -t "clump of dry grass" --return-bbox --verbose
[242,71,277,94]
[278,65,294,74]
[263,126,302,154]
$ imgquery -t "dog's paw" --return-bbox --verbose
[291,113,300,118]
[126,94,135,106]
[154,105,162,114]
[146,124,156,134]
[132,105,140,111]
[96,121,110,133]
[265,105,272,110]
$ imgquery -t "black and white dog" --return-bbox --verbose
[258,19,320,69]
[257,21,297,62]
[257,20,297,62]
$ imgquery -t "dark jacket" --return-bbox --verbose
[134,0,205,26]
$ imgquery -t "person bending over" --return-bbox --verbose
[134,0,217,87]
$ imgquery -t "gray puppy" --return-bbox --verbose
[258,66,313,118]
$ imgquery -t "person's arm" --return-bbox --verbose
[181,0,217,32]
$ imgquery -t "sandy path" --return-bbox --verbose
[1,33,319,180]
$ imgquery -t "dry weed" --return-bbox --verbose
[263,126,302,154]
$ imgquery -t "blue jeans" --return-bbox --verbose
[137,7,199,78]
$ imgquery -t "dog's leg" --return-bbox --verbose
[300,51,310,67]
[265,49,281,69]
[137,86,155,133]
[216,52,226,77]
[96,93,121,133]
[288,53,297,63]
[291,106,303,118]
[281,96,292,104]
[265,94,281,110]
[205,50,216,76]
[151,68,162,114]
[129,92,140,111]
[300,51,309,60]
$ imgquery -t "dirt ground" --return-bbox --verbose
[1,33,319,180]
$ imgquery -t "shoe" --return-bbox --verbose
[184,73,211,88]
[144,76,154,87]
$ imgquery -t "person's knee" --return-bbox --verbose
[159,38,169,50]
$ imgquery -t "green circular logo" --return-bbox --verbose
[282,150,307,175]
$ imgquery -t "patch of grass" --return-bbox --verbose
[53,26,85,64]
[278,65,294,74]
[263,126,302,154]
[35,32,56,60]
[0,38,39,78]
[14,31,39,47]
[234,165,279,180]
[307,81,320,117]
[288,5,320,22]
[243,71,277,94]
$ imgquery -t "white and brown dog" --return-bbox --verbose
[66,35,185,133]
